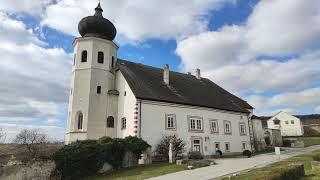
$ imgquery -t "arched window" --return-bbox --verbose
[77,112,83,130]
[81,50,87,62]
[107,116,114,128]
[111,56,115,68]
[98,51,104,64]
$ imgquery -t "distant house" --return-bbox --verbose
[267,111,304,137]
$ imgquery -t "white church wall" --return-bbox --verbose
[140,100,251,156]
[267,111,303,136]
[115,71,137,138]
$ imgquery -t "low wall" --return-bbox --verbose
[0,161,55,180]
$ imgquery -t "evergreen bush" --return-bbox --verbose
[243,150,252,158]
[188,151,203,160]
[51,136,150,179]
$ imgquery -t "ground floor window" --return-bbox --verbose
[121,117,127,129]
[215,142,220,150]
[225,142,230,152]
[242,142,246,150]
[193,139,201,152]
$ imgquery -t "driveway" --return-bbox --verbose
[149,145,320,180]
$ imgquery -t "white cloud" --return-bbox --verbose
[0,12,43,45]
[247,88,320,115]
[41,0,235,43]
[0,13,71,124]
[0,123,65,143]
[0,0,53,15]
[176,0,320,114]
[315,106,320,113]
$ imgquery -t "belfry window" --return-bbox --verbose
[77,112,83,130]
[98,51,104,64]
[111,56,115,68]
[81,50,87,62]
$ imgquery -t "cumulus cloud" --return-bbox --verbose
[247,88,320,115]
[0,123,65,142]
[0,13,71,124]
[0,0,53,15]
[41,0,235,43]
[176,0,320,114]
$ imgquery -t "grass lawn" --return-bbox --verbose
[299,137,320,147]
[88,163,187,180]
[222,151,320,180]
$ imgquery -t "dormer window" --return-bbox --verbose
[98,51,104,64]
[81,50,87,62]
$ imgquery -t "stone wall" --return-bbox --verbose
[0,161,55,180]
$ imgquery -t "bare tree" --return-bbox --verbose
[0,128,6,143]
[13,129,48,160]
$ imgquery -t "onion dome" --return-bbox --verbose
[78,3,117,41]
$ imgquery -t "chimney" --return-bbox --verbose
[163,64,169,85]
[195,68,201,79]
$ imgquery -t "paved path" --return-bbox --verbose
[149,145,320,180]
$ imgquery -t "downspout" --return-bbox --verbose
[247,111,255,152]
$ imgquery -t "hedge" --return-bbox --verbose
[268,164,305,180]
[51,136,150,180]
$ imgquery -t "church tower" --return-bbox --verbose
[66,3,118,143]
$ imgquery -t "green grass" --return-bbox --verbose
[299,137,320,147]
[222,151,320,180]
[87,163,187,180]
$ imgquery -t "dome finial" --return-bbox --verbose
[94,1,103,17]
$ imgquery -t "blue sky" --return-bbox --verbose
[0,0,319,141]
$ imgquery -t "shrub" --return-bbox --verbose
[268,164,305,180]
[313,154,320,161]
[154,135,186,161]
[97,136,113,144]
[283,140,293,147]
[243,150,252,158]
[52,136,150,179]
[188,151,203,160]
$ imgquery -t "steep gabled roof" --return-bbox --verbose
[117,59,253,113]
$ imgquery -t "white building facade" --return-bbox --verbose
[267,111,304,137]
[66,3,254,155]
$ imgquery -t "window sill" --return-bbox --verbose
[211,131,219,134]
[165,128,177,131]
[224,132,232,135]
[240,134,247,136]
[189,129,204,133]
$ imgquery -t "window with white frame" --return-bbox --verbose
[121,117,126,129]
[239,123,246,135]
[189,116,203,132]
[193,139,201,152]
[224,121,232,134]
[166,114,176,130]
[210,120,219,133]
[225,142,230,152]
